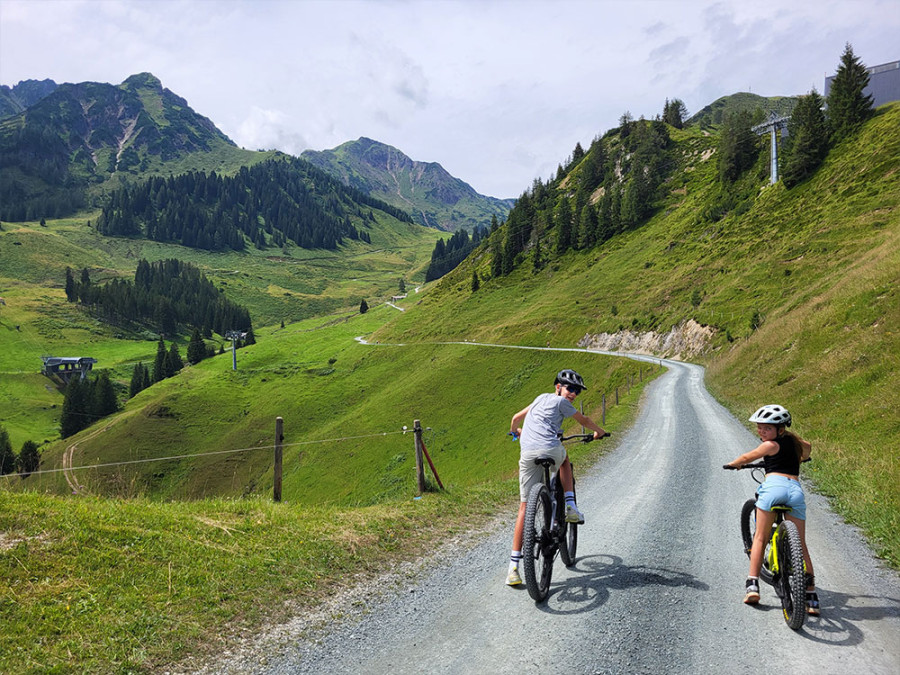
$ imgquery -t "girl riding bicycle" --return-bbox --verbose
[724,404,819,615]
[506,369,607,586]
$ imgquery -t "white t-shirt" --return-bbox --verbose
[520,393,577,450]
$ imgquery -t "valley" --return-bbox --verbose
[0,70,898,673]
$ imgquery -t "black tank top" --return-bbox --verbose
[764,435,800,475]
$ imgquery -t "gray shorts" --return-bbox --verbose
[518,444,566,502]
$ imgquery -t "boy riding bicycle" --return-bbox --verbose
[506,369,607,586]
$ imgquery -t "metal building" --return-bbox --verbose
[825,60,900,108]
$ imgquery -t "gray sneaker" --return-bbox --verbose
[506,568,523,586]
[565,504,585,524]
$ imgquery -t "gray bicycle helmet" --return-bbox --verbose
[749,404,791,427]
[555,369,586,391]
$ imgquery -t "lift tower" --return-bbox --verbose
[752,112,789,184]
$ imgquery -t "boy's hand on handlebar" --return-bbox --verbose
[508,431,519,441]
[722,463,739,470]
[595,431,611,440]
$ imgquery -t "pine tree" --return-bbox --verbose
[532,237,543,273]
[471,269,480,292]
[65,267,77,302]
[663,98,688,129]
[718,109,759,183]
[826,43,874,144]
[93,371,118,417]
[129,362,147,397]
[60,377,88,438]
[0,426,14,475]
[153,338,167,382]
[18,440,40,476]
[490,233,504,278]
[359,299,369,314]
[165,342,184,377]
[187,327,206,365]
[555,198,573,254]
[782,90,829,188]
[243,328,256,345]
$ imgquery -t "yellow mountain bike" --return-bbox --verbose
[724,461,808,630]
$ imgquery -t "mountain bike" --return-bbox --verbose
[723,460,809,630]
[522,431,609,602]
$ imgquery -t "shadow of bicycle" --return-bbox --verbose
[536,553,709,615]
[795,588,900,645]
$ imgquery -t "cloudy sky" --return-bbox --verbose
[1,0,897,198]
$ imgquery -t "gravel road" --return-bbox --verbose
[199,358,900,675]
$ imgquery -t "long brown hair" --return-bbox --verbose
[777,427,803,461]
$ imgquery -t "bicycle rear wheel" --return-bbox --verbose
[741,499,774,585]
[776,521,806,630]
[522,483,554,602]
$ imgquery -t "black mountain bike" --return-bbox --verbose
[724,461,809,630]
[522,432,609,602]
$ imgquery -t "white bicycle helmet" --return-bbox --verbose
[749,404,792,427]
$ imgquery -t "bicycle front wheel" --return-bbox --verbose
[522,483,554,602]
[559,481,577,566]
[776,521,806,630]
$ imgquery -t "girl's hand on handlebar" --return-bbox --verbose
[722,463,740,470]
[595,431,611,440]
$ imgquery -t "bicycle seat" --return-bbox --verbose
[533,456,557,468]
[770,505,793,512]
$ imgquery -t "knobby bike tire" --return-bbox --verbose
[740,498,756,558]
[776,520,807,630]
[522,483,554,602]
[559,481,577,567]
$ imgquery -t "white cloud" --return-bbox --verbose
[234,106,310,154]
[1,0,898,197]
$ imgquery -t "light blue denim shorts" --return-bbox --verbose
[756,475,806,520]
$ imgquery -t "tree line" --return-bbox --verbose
[489,112,675,279]
[485,43,875,282]
[95,157,410,251]
[58,371,119,439]
[425,225,488,281]
[0,425,40,477]
[66,258,253,337]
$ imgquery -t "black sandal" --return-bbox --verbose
[806,591,820,616]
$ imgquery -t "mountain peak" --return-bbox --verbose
[302,138,513,231]
[122,72,163,91]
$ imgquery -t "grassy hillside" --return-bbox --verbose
[1,305,652,673]
[373,103,900,565]
[0,212,442,450]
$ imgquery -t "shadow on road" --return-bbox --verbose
[794,588,900,646]
[536,553,709,615]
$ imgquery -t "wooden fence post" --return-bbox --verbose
[273,417,283,502]
[615,387,619,405]
[414,419,426,494]
[602,393,606,425]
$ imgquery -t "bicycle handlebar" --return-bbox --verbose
[561,431,611,443]
[722,458,812,470]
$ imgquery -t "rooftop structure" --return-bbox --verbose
[41,356,98,383]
